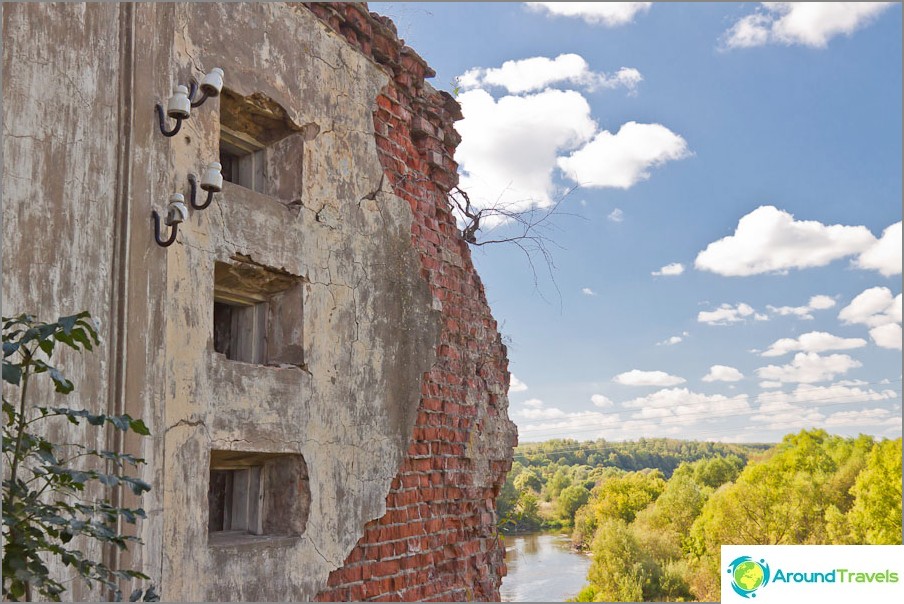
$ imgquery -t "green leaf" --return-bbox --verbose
[3,361,22,385]
[121,476,152,495]
[58,314,80,335]
[129,418,151,436]
[47,367,74,394]
[38,338,55,356]
[3,340,20,357]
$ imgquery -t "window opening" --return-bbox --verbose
[218,89,315,202]
[208,450,310,546]
[213,260,305,367]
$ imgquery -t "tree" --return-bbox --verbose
[592,470,666,524]
[557,485,591,525]
[847,438,902,544]
[2,313,156,601]
[585,518,659,602]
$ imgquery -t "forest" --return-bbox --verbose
[497,430,903,602]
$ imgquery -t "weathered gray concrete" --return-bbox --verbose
[3,3,444,600]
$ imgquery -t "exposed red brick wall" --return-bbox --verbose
[306,3,518,602]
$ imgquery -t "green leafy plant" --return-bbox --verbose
[2,312,156,601]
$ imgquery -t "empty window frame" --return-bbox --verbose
[213,260,305,367]
[218,89,310,202]
[208,450,310,545]
[219,126,266,193]
[213,289,268,364]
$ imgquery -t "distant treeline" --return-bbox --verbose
[496,430,903,602]
[512,437,770,478]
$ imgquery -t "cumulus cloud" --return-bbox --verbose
[460,54,642,95]
[869,323,902,351]
[509,374,528,393]
[756,352,862,384]
[456,88,596,213]
[767,294,837,320]
[622,387,751,424]
[525,2,652,26]
[608,208,625,223]
[723,2,894,49]
[515,407,621,440]
[557,122,690,189]
[751,400,826,430]
[652,262,685,277]
[761,331,868,357]
[657,335,685,346]
[839,287,901,327]
[695,206,877,276]
[523,398,544,408]
[703,365,745,383]
[824,408,900,427]
[581,287,597,296]
[520,406,569,420]
[839,287,902,349]
[455,55,688,224]
[698,303,768,325]
[613,369,686,387]
[770,383,899,406]
[591,394,614,408]
[856,221,902,276]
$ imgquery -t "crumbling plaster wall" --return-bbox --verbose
[1,5,124,600]
[2,2,516,601]
[161,3,443,601]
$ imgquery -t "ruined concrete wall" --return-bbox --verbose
[307,4,518,602]
[2,2,515,601]
[1,6,127,600]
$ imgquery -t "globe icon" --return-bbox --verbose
[733,560,765,592]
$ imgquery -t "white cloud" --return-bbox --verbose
[516,408,621,440]
[456,88,596,214]
[591,394,614,408]
[519,406,569,420]
[581,287,597,296]
[751,400,826,430]
[838,287,902,349]
[824,408,900,427]
[558,121,690,189]
[525,2,652,27]
[761,331,868,357]
[839,287,901,327]
[756,352,862,384]
[613,369,686,387]
[695,206,876,276]
[774,383,899,405]
[703,365,745,383]
[608,208,625,223]
[870,323,902,351]
[509,374,529,393]
[856,221,902,276]
[723,2,894,49]
[460,54,643,95]
[652,262,685,277]
[767,294,836,320]
[622,387,751,425]
[698,302,768,325]
[523,398,544,408]
[657,335,684,346]
[809,295,837,310]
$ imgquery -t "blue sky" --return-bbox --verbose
[371,2,902,443]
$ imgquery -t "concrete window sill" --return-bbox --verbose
[208,531,300,552]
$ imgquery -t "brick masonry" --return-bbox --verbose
[306,3,519,602]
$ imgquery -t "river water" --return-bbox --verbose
[500,532,591,602]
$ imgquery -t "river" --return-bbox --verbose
[500,532,591,602]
